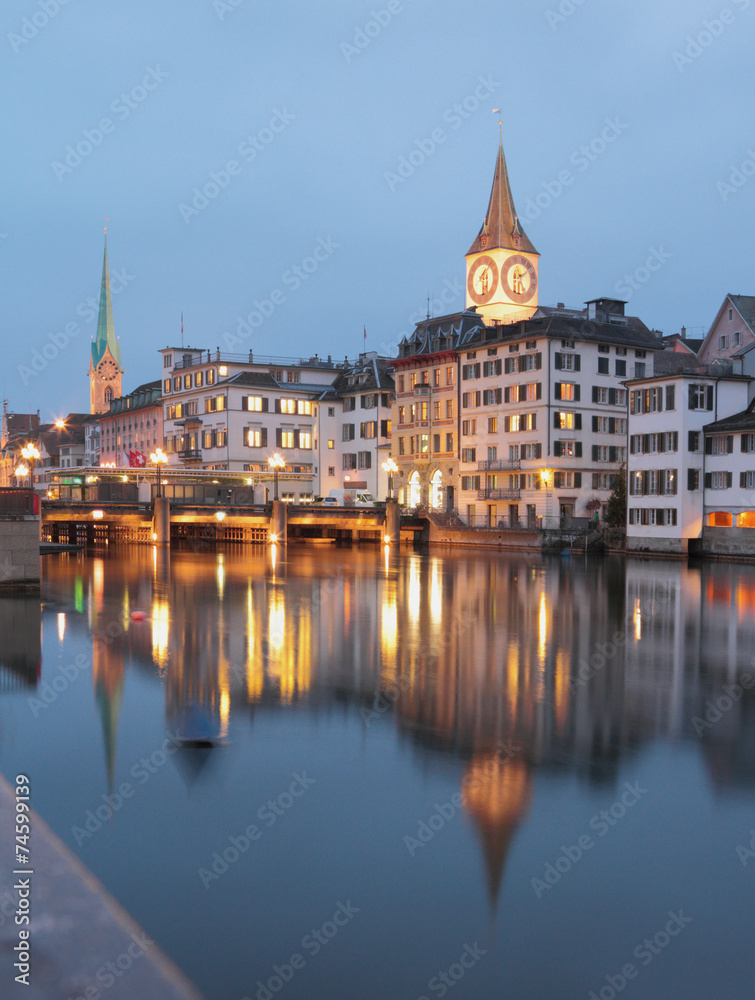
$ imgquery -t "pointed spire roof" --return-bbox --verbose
[91,239,122,369]
[467,137,537,257]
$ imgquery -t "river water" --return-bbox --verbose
[1,544,754,999]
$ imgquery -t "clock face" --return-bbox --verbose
[467,255,499,305]
[99,359,119,382]
[500,254,537,304]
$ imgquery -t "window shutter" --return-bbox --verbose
[658,471,665,494]
[555,383,562,400]
[575,442,582,458]
[706,385,713,410]
[741,472,747,488]
[688,385,696,409]
[275,428,282,447]
[609,417,615,434]
[643,471,649,495]
[536,382,542,399]
[574,355,581,371]
[609,446,617,463]
[608,388,616,405]
[535,443,542,459]
[592,416,599,432]
[519,385,526,403]
[293,430,300,448]
[243,428,249,447]
[658,435,665,453]
[727,435,734,454]
[727,472,733,488]
[705,438,713,455]
[554,412,560,429]
[673,432,678,451]
[574,385,581,402]
[592,445,599,461]
[554,441,562,457]
[261,428,268,447]
[504,387,510,403]
[742,434,749,453]
[534,475,540,489]
[705,472,712,489]
[630,436,635,454]
[554,353,563,370]
[241,396,248,411]
[666,386,675,410]
[689,431,697,451]
[535,352,542,370]
[262,398,269,412]
[689,469,697,491]
[274,399,281,413]
[574,472,582,488]
[575,414,582,431]
[592,386,599,403]
[671,471,678,495]
[504,416,510,432]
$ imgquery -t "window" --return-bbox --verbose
[446,433,453,452]
[526,340,537,350]
[342,424,355,441]
[433,434,441,453]
[719,334,729,349]
[328,466,335,476]
[343,454,357,470]
[598,344,610,354]
[558,411,575,430]
[433,401,441,420]
[706,434,733,455]
[483,388,502,406]
[299,431,312,450]
[446,400,454,419]
[521,443,542,460]
[398,406,406,424]
[598,357,609,375]
[358,451,372,469]
[446,367,454,385]
[561,339,575,349]
[688,431,700,452]
[593,473,618,490]
[244,396,265,411]
[733,331,742,346]
[483,360,502,377]
[554,352,579,372]
[207,369,216,385]
[205,395,226,412]
[280,431,294,448]
[286,371,300,383]
[461,476,481,491]
[709,471,731,490]
[553,471,581,489]
[398,376,405,393]
[665,385,675,410]
[173,376,181,391]
[195,372,203,388]
[433,369,440,387]
[328,407,335,417]
[420,434,429,454]
[344,397,356,412]
[279,398,296,414]
[462,419,476,436]
[508,343,519,353]
[164,354,172,368]
[488,417,497,433]
[556,382,578,401]
[462,448,476,463]
[410,373,417,389]
[462,363,481,380]
[615,360,626,377]
[740,471,755,489]
[509,445,519,461]
[556,440,579,457]
[689,384,713,411]
[297,400,313,415]
[243,428,268,448]
[183,375,191,389]
[163,379,171,393]
[633,363,646,378]
[742,434,755,453]
[360,422,377,439]
[398,438,405,456]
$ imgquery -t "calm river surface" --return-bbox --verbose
[1,545,754,999]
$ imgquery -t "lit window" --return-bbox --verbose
[280,399,296,414]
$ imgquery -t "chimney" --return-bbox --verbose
[681,326,686,340]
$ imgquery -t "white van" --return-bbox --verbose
[327,489,378,507]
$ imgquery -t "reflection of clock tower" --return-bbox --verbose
[465,134,540,324]
[88,239,124,414]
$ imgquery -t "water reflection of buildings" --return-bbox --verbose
[36,548,755,893]
[0,597,40,691]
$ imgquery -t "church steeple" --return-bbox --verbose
[92,239,121,370]
[465,135,540,324]
[467,136,537,257]
[89,237,124,414]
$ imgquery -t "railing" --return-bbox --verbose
[477,459,521,471]
[0,488,35,515]
[476,488,521,500]
[177,449,203,460]
[413,384,431,395]
[171,351,352,371]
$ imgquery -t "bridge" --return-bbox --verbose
[41,499,411,546]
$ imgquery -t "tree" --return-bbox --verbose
[603,465,627,528]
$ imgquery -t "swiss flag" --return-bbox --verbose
[129,450,147,468]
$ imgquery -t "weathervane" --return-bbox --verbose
[104,216,109,236]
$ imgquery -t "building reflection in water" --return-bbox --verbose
[0,596,41,691]
[34,547,755,897]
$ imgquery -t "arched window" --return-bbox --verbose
[408,471,421,508]
[104,386,113,404]
[430,470,443,509]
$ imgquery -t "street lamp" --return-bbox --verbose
[15,464,29,484]
[382,457,398,500]
[20,443,40,501]
[150,446,168,498]
[267,452,285,501]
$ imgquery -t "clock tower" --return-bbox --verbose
[89,238,124,414]
[465,134,540,324]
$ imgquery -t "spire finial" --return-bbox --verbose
[493,109,502,141]
[104,216,109,237]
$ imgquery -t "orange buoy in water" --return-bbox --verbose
[130,611,147,621]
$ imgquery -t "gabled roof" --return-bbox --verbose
[227,371,280,389]
[698,293,755,360]
[332,356,395,396]
[467,137,537,257]
[704,396,755,434]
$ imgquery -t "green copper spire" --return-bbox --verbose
[92,239,122,369]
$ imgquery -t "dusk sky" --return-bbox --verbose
[3,0,754,419]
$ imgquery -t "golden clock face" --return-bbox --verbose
[467,255,499,305]
[501,254,537,304]
[99,359,119,382]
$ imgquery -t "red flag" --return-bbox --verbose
[129,450,147,468]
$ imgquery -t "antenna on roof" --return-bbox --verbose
[181,312,184,348]
[427,293,431,321]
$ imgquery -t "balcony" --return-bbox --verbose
[477,488,521,501]
[413,384,431,395]
[178,449,203,461]
[477,459,521,471]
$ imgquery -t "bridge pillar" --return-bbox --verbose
[385,499,400,545]
[153,497,171,545]
[270,500,287,543]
